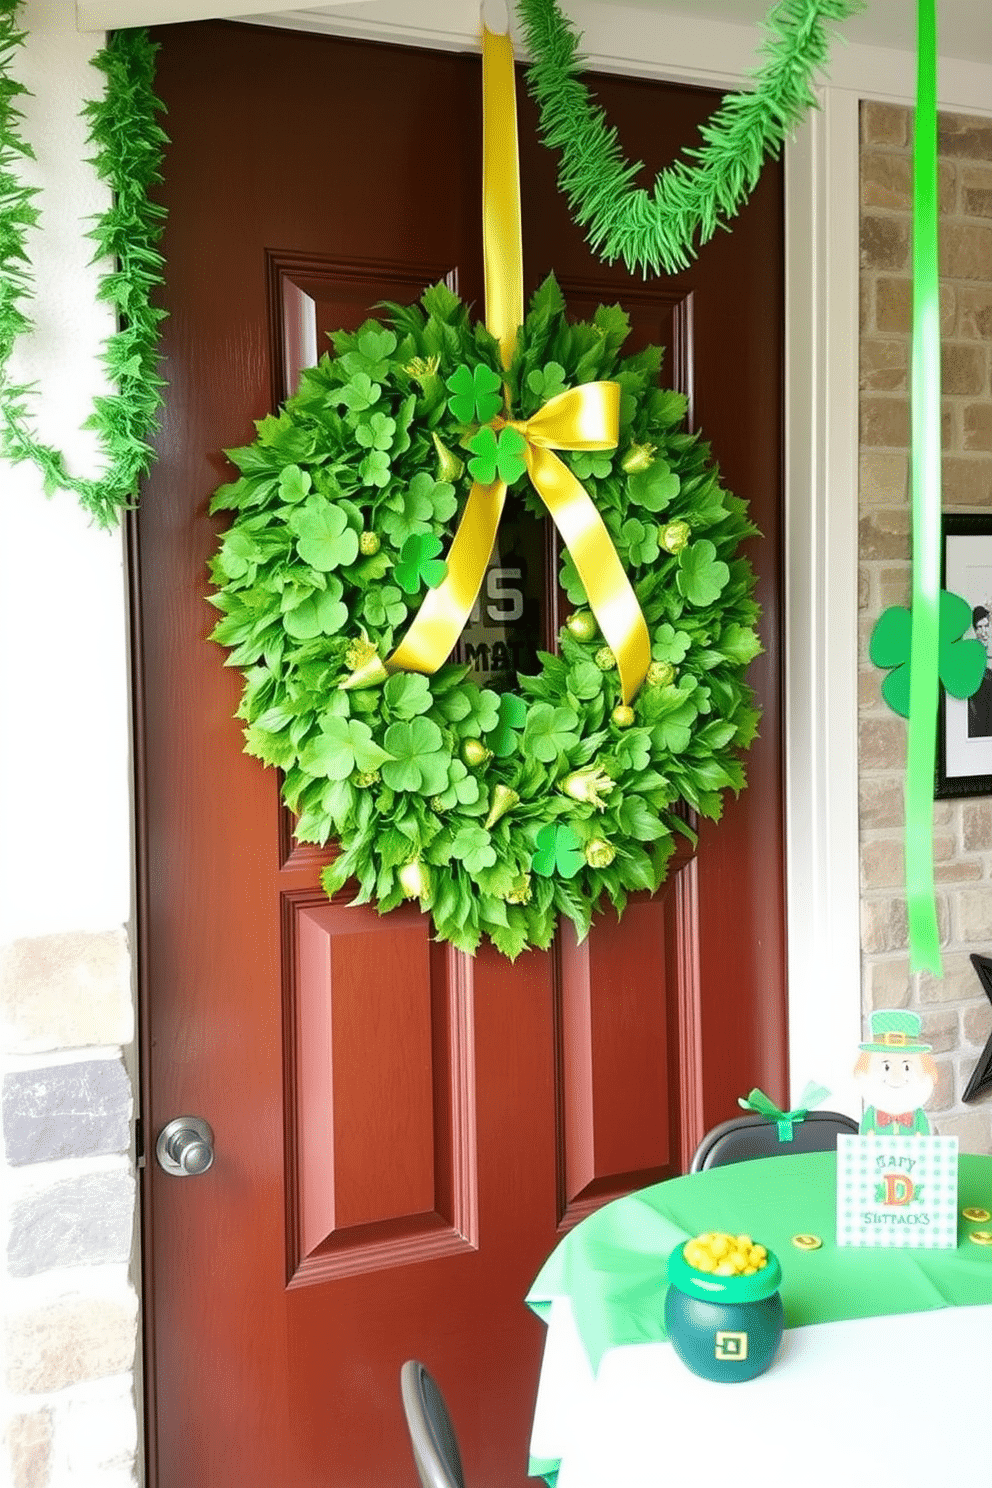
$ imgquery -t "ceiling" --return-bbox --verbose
[282,0,992,64]
[74,0,992,69]
[582,0,992,64]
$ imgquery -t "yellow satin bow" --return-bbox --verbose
[343,26,650,705]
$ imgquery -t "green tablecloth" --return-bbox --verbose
[526,1151,992,1372]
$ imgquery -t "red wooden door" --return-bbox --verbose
[133,21,785,1488]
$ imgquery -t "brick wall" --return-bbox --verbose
[860,101,992,1151]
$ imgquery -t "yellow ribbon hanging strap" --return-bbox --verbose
[482,25,524,366]
[344,22,651,704]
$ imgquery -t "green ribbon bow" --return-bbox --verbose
[738,1082,831,1142]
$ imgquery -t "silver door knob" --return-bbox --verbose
[156,1116,215,1176]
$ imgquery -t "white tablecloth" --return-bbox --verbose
[531,1297,992,1487]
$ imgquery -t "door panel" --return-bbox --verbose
[134,21,784,1487]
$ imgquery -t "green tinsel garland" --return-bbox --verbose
[0,4,167,528]
[516,0,862,276]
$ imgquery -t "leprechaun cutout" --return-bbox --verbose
[853,1011,937,1135]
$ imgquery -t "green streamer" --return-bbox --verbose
[0,8,167,527]
[906,0,942,976]
[515,0,863,278]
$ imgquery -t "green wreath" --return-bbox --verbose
[208,276,762,958]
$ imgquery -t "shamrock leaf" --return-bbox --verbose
[621,517,660,567]
[300,716,392,781]
[383,671,433,719]
[467,425,527,486]
[527,362,567,403]
[340,328,397,381]
[216,529,261,582]
[571,450,613,480]
[381,717,450,793]
[355,411,396,451]
[446,362,503,424]
[450,824,497,875]
[394,533,447,594]
[278,464,312,504]
[433,759,482,811]
[490,692,527,757]
[869,589,988,718]
[332,373,380,413]
[290,497,360,571]
[359,450,391,488]
[523,703,581,763]
[283,582,348,640]
[532,823,585,879]
[676,540,730,606]
[361,584,406,630]
[628,459,680,513]
[651,624,691,664]
[383,473,457,547]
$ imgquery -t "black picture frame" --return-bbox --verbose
[935,513,992,800]
[963,954,992,1104]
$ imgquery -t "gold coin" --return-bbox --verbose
[968,1230,992,1247]
[791,1233,823,1251]
[962,1207,991,1223]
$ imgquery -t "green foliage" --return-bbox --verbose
[210,276,762,957]
[0,12,168,525]
[516,0,863,276]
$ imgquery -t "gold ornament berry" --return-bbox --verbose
[594,646,617,671]
[359,530,381,556]
[647,660,676,687]
[660,519,691,554]
[462,738,491,767]
[566,610,597,642]
[584,837,616,869]
[612,704,635,728]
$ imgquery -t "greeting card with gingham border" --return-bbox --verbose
[836,1134,959,1249]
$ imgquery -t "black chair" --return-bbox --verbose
[400,1360,466,1488]
[690,1109,859,1172]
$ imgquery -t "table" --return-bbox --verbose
[527,1152,992,1486]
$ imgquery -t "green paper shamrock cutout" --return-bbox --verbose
[446,362,503,424]
[467,425,528,486]
[532,823,585,879]
[489,692,527,757]
[869,589,987,718]
[394,533,447,594]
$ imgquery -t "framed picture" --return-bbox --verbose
[936,513,992,798]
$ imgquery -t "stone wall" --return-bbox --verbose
[2,936,140,1488]
[860,102,992,1151]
